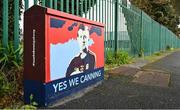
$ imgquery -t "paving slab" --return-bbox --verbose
[133,69,170,88]
[108,66,140,76]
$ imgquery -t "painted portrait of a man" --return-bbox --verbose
[66,24,96,77]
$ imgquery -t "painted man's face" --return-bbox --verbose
[77,26,90,51]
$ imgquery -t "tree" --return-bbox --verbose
[130,0,180,36]
[172,0,180,16]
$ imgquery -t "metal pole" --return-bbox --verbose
[41,0,45,7]
[24,0,29,10]
[140,11,143,56]
[72,0,74,14]
[61,0,64,11]
[34,0,38,5]
[81,0,83,17]
[66,0,69,13]
[49,0,53,8]
[76,0,79,16]
[54,0,57,9]
[14,0,19,50]
[85,0,87,18]
[2,0,8,49]
[114,0,118,53]
[89,0,91,20]
[14,0,20,60]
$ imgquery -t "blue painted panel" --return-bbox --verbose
[89,26,102,36]
[24,80,45,106]
[24,67,104,106]
[50,18,66,28]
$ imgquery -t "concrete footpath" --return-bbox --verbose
[52,51,180,109]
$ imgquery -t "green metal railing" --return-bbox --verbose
[1,0,180,59]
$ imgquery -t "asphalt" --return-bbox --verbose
[53,51,180,109]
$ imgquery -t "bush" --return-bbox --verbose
[115,51,131,65]
[0,41,23,71]
[0,72,11,97]
[106,51,115,65]
[20,94,37,109]
[106,50,131,65]
[166,45,171,50]
[138,48,144,57]
[0,42,23,107]
[154,52,161,56]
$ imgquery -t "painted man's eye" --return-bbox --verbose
[83,35,87,39]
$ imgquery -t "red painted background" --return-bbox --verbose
[46,15,104,82]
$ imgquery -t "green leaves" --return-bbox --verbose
[19,94,38,109]
[0,72,11,97]
[0,41,23,71]
[106,51,131,65]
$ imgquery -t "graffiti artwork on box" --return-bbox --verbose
[49,17,104,81]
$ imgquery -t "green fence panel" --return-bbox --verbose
[142,11,152,56]
[1,0,180,61]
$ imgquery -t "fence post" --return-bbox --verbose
[72,0,75,14]
[2,0,8,49]
[41,0,45,7]
[14,0,20,55]
[114,0,118,54]
[34,0,38,5]
[80,0,83,17]
[54,0,57,9]
[24,0,29,10]
[140,11,143,56]
[49,0,53,8]
[61,0,64,11]
[159,25,161,51]
[66,0,69,13]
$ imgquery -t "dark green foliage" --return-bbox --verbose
[154,52,161,56]
[0,42,23,106]
[0,73,11,97]
[138,48,144,57]
[0,41,23,71]
[20,94,38,109]
[129,0,180,36]
[115,51,131,65]
[106,51,114,65]
[106,50,131,65]
[166,45,171,50]
[172,0,180,16]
